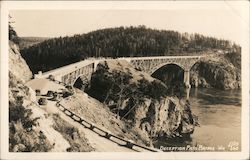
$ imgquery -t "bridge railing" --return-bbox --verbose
[44,60,95,76]
[34,60,96,79]
[118,55,205,61]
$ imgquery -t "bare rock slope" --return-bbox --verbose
[9,41,33,82]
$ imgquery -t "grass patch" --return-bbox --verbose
[52,114,94,152]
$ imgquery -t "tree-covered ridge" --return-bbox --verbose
[21,26,240,73]
[19,37,50,50]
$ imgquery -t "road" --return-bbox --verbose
[42,100,134,152]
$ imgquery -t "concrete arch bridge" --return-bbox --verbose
[34,55,205,88]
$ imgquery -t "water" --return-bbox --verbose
[156,88,241,152]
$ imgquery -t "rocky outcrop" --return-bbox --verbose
[9,41,33,82]
[190,54,241,90]
[9,71,54,152]
[87,60,197,140]
[135,97,196,138]
[9,41,93,152]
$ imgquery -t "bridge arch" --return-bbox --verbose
[149,62,186,75]
[72,74,90,91]
[189,60,203,88]
[148,58,202,89]
[151,63,184,87]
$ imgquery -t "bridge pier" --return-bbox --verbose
[183,70,191,100]
[183,70,191,89]
[94,60,100,71]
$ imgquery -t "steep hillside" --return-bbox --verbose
[20,26,239,73]
[86,60,198,143]
[9,70,53,151]
[61,90,152,147]
[8,40,94,152]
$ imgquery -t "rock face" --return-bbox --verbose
[190,54,241,90]
[9,41,33,82]
[9,41,35,110]
[9,41,93,152]
[87,60,197,140]
[8,41,54,152]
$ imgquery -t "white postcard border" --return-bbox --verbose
[1,1,249,160]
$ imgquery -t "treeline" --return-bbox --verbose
[21,26,240,73]
[19,37,49,50]
[9,17,20,44]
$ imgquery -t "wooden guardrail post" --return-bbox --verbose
[125,140,134,149]
[104,131,112,139]
[89,124,95,130]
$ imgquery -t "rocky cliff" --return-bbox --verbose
[9,41,33,82]
[9,41,93,152]
[86,60,198,141]
[190,53,241,90]
[9,40,53,151]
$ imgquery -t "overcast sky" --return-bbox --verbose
[10,2,247,45]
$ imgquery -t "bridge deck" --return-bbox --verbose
[41,59,95,78]
[41,56,203,75]
[35,55,205,81]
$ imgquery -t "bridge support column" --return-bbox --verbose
[34,71,43,79]
[183,70,191,89]
[94,61,99,71]
[184,70,191,100]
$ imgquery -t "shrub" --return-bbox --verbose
[9,122,53,152]
[62,90,73,98]
[9,101,52,152]
[65,85,73,90]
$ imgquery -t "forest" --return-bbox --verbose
[20,26,240,73]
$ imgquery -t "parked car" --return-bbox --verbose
[48,75,55,81]
[47,90,54,97]
[38,98,47,105]
[51,92,60,101]
[35,89,41,96]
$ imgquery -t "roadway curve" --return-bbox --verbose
[30,79,159,152]
[43,100,135,152]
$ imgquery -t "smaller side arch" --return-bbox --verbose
[71,74,91,91]
[72,74,90,85]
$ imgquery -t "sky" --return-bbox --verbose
[10,2,247,45]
